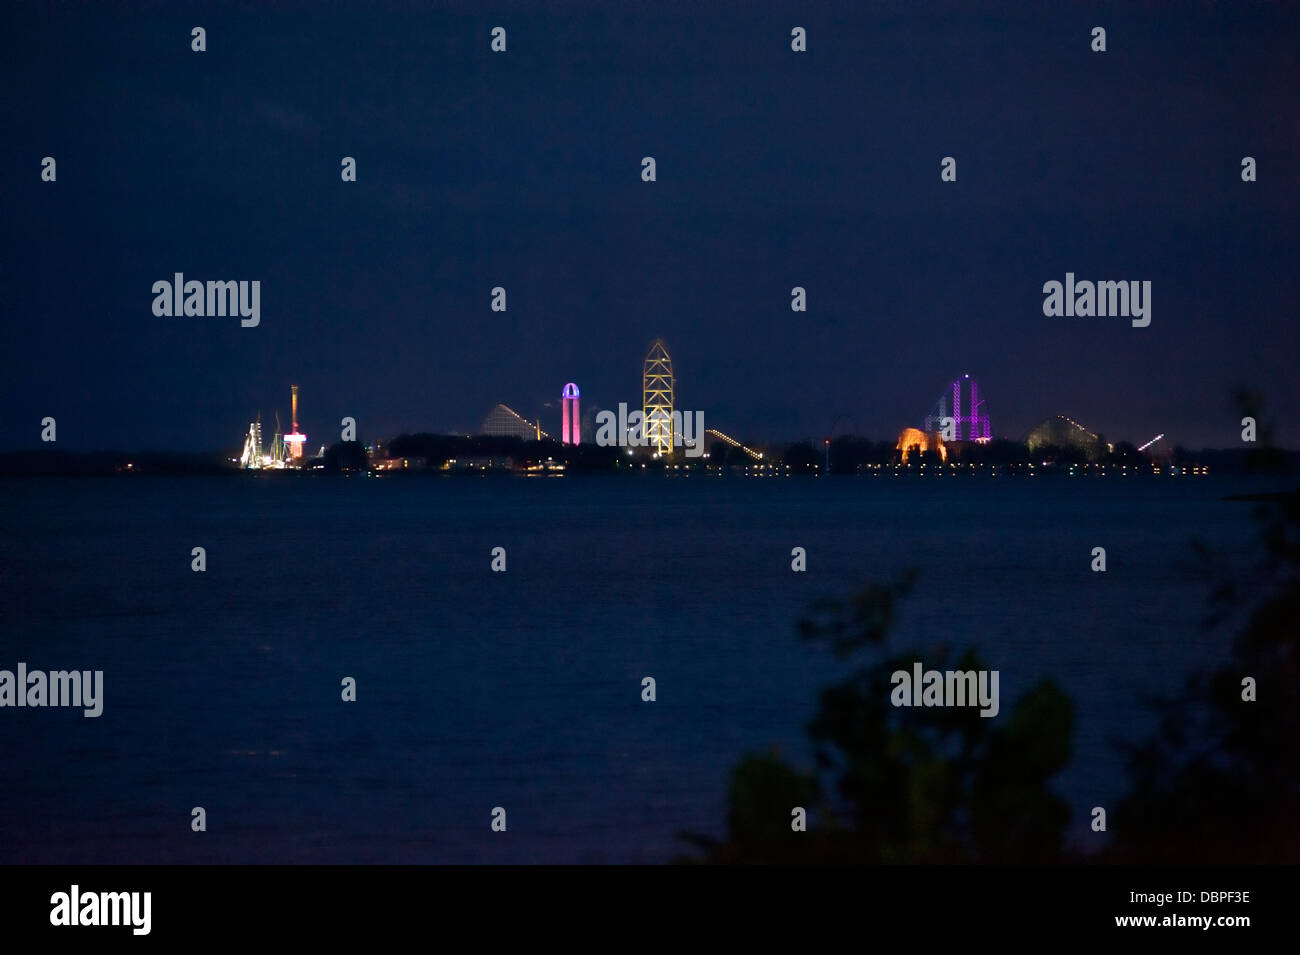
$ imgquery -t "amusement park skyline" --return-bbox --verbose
[16,356,1294,459]
[4,1,1298,453]
[4,0,1299,903]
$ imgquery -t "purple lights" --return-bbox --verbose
[925,375,992,442]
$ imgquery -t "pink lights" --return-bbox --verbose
[561,383,580,445]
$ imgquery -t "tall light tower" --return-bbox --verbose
[561,383,581,444]
[284,384,307,460]
[643,339,675,455]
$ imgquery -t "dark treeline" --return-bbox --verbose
[388,433,529,461]
[0,450,235,476]
[2,439,1294,476]
[1173,445,1294,474]
[776,438,1298,474]
[385,433,624,472]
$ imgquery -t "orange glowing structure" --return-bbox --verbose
[896,427,947,463]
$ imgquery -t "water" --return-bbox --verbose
[0,473,1275,862]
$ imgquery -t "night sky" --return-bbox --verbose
[4,0,1297,452]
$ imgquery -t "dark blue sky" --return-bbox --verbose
[4,0,1297,452]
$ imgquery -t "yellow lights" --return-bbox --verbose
[705,427,763,461]
[642,340,675,456]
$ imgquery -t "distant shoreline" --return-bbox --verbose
[1,446,1296,480]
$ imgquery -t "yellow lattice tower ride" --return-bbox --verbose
[642,339,675,455]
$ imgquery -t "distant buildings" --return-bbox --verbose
[370,455,428,471]
[224,363,1164,477]
[444,456,516,471]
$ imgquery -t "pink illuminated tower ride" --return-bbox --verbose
[561,383,580,444]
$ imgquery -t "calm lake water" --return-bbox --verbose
[0,472,1278,862]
